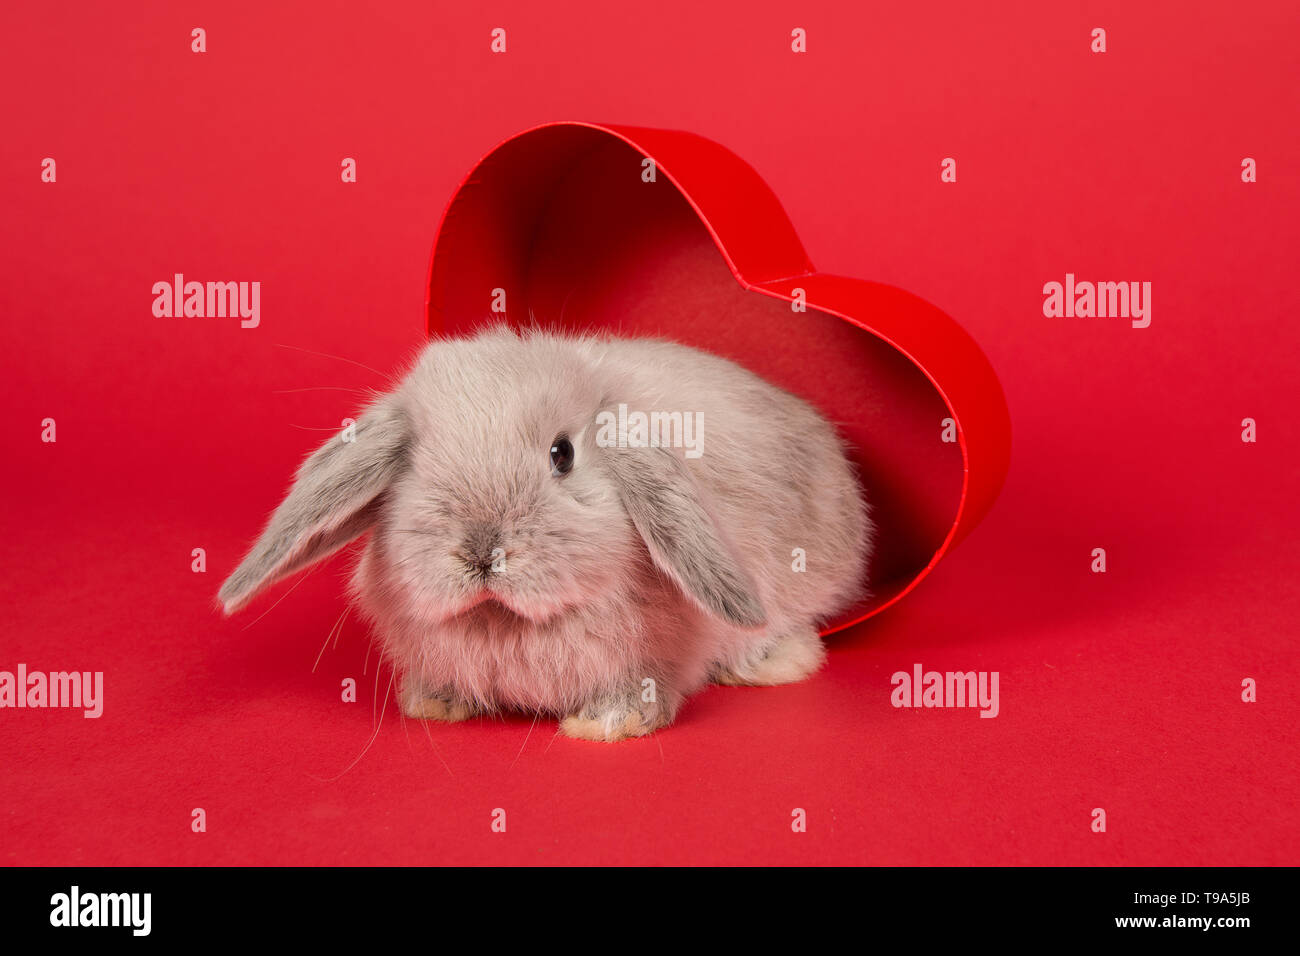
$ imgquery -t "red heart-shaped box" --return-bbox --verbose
[426,121,1010,633]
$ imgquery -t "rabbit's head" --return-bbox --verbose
[219,327,766,631]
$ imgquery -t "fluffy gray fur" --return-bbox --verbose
[219,326,872,741]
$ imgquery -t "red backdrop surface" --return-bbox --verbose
[1,1,1296,865]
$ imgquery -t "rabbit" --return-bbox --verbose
[219,325,872,741]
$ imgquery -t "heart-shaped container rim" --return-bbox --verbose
[426,120,1011,634]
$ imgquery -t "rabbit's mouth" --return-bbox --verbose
[459,587,495,611]
[446,588,514,620]
[444,585,577,629]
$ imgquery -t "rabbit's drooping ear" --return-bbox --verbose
[218,399,409,615]
[603,445,766,629]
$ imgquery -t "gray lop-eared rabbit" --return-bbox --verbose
[220,326,872,741]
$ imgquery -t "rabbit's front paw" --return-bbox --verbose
[559,688,669,742]
[399,681,478,722]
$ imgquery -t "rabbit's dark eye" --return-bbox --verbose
[550,435,574,476]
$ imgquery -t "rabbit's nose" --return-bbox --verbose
[459,525,502,573]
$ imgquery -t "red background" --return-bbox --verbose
[2,1,1296,865]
